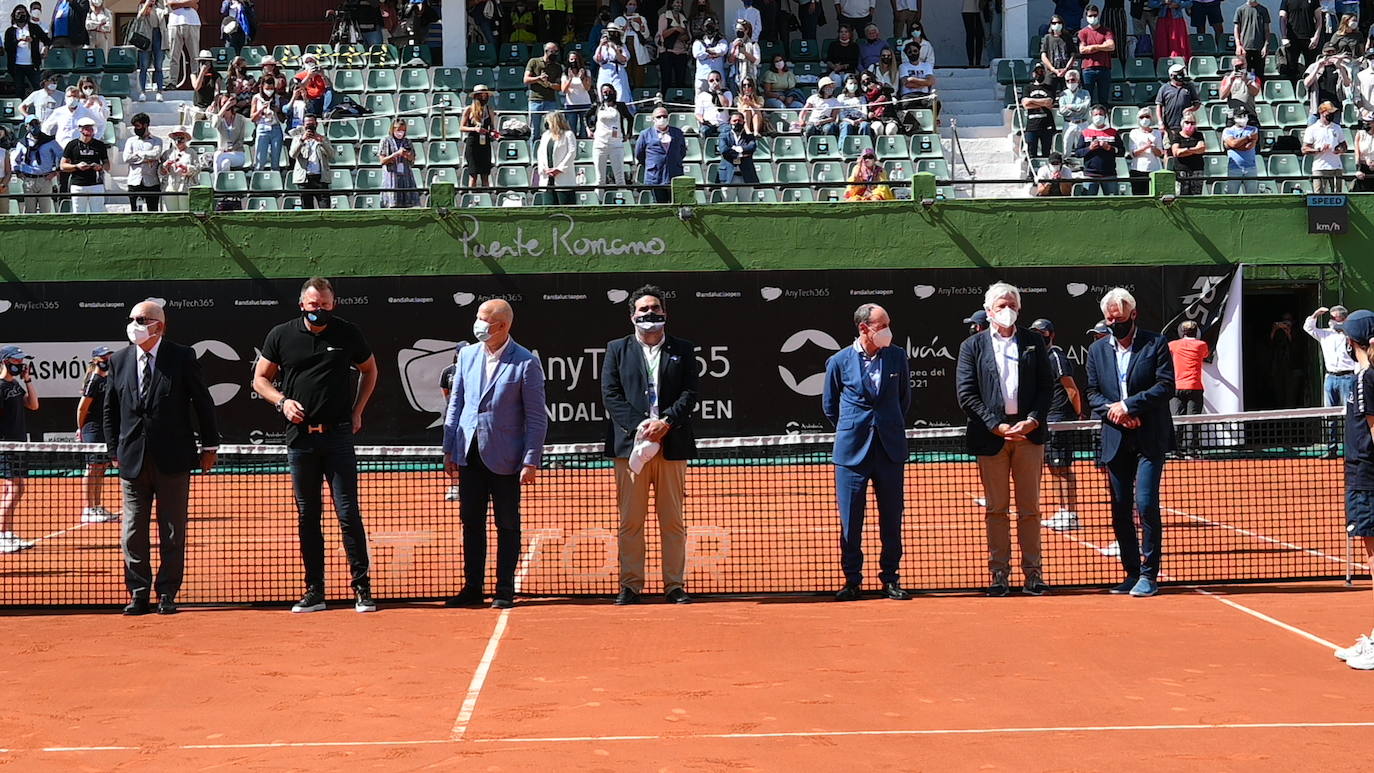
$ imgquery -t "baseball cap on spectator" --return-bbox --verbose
[963,310,989,326]
[1030,319,1054,333]
[91,346,113,358]
[1342,310,1374,345]
[1168,63,1185,76]
[76,116,96,127]
[1319,100,1338,116]
[0,345,33,361]
[1088,320,1111,336]
[860,147,876,159]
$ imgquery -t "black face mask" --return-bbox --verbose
[96,360,110,372]
[602,92,615,102]
[303,307,334,327]
[1109,319,1136,340]
[6,363,24,377]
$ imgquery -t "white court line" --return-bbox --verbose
[32,520,94,544]
[1192,588,1341,651]
[1164,506,1368,571]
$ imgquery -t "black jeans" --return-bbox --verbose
[301,173,331,209]
[288,423,370,591]
[963,11,985,66]
[658,51,690,89]
[1171,389,1205,452]
[9,64,40,96]
[1023,128,1054,158]
[128,183,162,212]
[460,442,522,600]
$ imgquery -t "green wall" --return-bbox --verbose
[0,194,1364,306]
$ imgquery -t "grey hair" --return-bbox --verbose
[982,282,1021,310]
[1100,287,1137,315]
[854,303,880,327]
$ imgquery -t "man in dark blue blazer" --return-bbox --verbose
[717,112,758,202]
[1086,288,1176,598]
[955,283,1054,597]
[822,303,912,601]
[633,105,687,203]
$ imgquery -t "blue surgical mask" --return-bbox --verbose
[473,319,493,342]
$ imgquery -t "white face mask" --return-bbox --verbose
[1235,116,1249,127]
[1086,15,1100,27]
[634,312,667,333]
[1092,114,1107,127]
[65,97,79,108]
[127,322,153,345]
[1049,162,1063,172]
[654,116,669,128]
[1051,23,1063,32]
[992,307,1018,329]
[82,87,94,96]
[871,326,893,349]
[1065,81,1079,91]
[263,88,275,97]
[473,319,493,342]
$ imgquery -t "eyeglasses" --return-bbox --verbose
[128,316,157,325]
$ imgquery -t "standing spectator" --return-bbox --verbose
[1074,103,1124,194]
[837,74,870,143]
[688,0,719,39]
[539,0,570,45]
[717,110,758,202]
[562,53,594,138]
[1281,0,1322,88]
[618,1,654,86]
[60,116,108,213]
[796,0,820,41]
[470,0,498,46]
[122,112,164,212]
[211,96,252,171]
[461,84,497,188]
[1021,63,1057,159]
[536,111,576,205]
[905,20,937,67]
[1331,13,1364,56]
[1171,113,1206,194]
[823,303,912,602]
[378,118,418,208]
[43,85,102,199]
[1103,0,1129,63]
[962,0,987,66]
[1058,70,1091,153]
[1077,5,1116,109]
[166,0,201,90]
[763,55,805,109]
[735,0,762,42]
[597,22,634,110]
[695,72,734,137]
[1190,0,1223,41]
[224,56,256,116]
[588,84,633,186]
[892,0,921,40]
[19,72,60,123]
[1220,54,1260,117]
[1233,0,1272,78]
[1086,287,1175,598]
[1223,107,1260,194]
[728,19,760,89]
[159,126,202,211]
[75,347,116,524]
[1031,150,1075,196]
[134,0,168,103]
[220,0,255,53]
[1304,46,1352,119]
[1269,311,1303,407]
[0,345,38,555]
[827,24,860,77]
[755,0,782,45]
[1169,319,1209,457]
[30,1,47,35]
[966,309,990,335]
[956,283,1054,596]
[1305,305,1357,456]
[6,5,50,98]
[1156,64,1201,140]
[438,345,461,501]
[736,77,768,136]
[288,116,335,209]
[10,115,61,213]
[844,146,894,199]
[525,42,564,150]
[1303,100,1347,193]
[658,0,692,90]
[294,53,333,118]
[441,300,547,610]
[354,0,384,45]
[104,301,221,615]
[1030,318,1085,531]
[186,51,221,124]
[1127,107,1165,194]
[897,39,938,119]
[47,0,89,51]
[601,285,700,606]
[1041,14,1078,93]
[1336,310,1374,671]
[797,76,841,137]
[250,78,285,171]
[253,278,379,614]
[836,0,875,33]
[84,0,112,53]
[396,0,436,47]
[508,0,536,43]
[1353,116,1374,191]
[635,105,688,203]
[76,74,109,125]
[1150,0,1193,59]
[858,23,885,69]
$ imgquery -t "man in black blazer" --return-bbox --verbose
[1085,287,1175,598]
[104,300,220,615]
[601,285,700,605]
[956,283,1054,597]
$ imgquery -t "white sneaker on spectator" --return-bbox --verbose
[1100,541,1121,557]
[1335,632,1374,662]
[156,92,164,102]
[137,92,146,102]
[0,532,35,553]
[1347,647,1374,670]
[1041,509,1079,530]
[81,506,118,523]
[445,484,460,501]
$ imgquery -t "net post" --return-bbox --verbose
[430,181,456,210]
[670,175,695,205]
[911,171,937,201]
[1149,169,1177,198]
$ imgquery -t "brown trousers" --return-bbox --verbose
[614,456,687,593]
[976,440,1045,578]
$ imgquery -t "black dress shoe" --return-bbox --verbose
[614,587,640,605]
[491,597,514,610]
[882,582,911,600]
[834,583,862,602]
[123,598,150,615]
[987,576,1011,597]
[665,588,693,604]
[444,586,485,607]
[157,596,179,615]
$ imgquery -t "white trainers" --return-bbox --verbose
[1041,509,1080,530]
[445,484,460,502]
[0,532,35,553]
[1348,647,1374,670]
[1335,633,1373,662]
[973,497,986,507]
[81,506,119,523]
[155,92,164,103]
[1100,541,1121,558]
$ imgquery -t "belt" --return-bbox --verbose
[305,424,327,433]
[18,171,51,178]
[1330,370,1355,377]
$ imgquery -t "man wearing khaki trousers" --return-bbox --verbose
[956,282,1054,597]
[601,285,700,606]
[166,0,202,90]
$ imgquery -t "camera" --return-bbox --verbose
[736,27,745,39]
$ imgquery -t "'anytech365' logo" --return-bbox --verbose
[777,330,842,396]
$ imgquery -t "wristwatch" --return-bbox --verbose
[274,397,287,412]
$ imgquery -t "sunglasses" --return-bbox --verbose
[128,316,158,325]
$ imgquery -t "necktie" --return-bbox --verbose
[139,353,152,401]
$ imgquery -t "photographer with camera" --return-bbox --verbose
[294,52,334,118]
[727,19,759,89]
[289,115,336,209]
[562,51,594,137]
[658,0,691,89]
[618,1,654,86]
[596,22,634,113]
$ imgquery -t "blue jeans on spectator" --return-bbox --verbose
[1326,372,1356,455]
[1082,67,1112,111]
[255,124,283,170]
[137,28,165,94]
[839,120,872,143]
[528,97,562,148]
[1023,128,1054,157]
[1106,447,1164,581]
[1079,175,1116,195]
[287,423,371,591]
[700,122,721,138]
[361,29,384,46]
[565,103,590,137]
[1226,163,1258,193]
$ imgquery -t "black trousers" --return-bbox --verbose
[287,424,370,591]
[128,183,162,212]
[300,174,331,209]
[120,460,191,600]
[460,442,522,600]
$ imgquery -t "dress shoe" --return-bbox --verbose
[444,586,485,607]
[665,587,693,604]
[123,598,151,615]
[156,595,179,615]
[882,582,911,600]
[491,597,515,609]
[834,583,862,601]
[614,587,641,605]
[1109,577,1140,595]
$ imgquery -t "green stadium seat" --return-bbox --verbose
[495,66,525,91]
[1111,105,1140,130]
[682,136,703,163]
[399,67,432,92]
[467,66,496,90]
[351,194,382,209]
[1199,79,1222,102]
[496,166,530,188]
[365,93,397,115]
[1202,154,1230,178]
[907,109,936,133]
[772,136,806,160]
[1264,54,1281,77]
[357,143,383,166]
[574,140,595,164]
[1264,80,1297,103]
[241,45,268,66]
[1108,81,1129,106]
[334,69,366,94]
[1126,57,1155,81]
[332,143,358,167]
[1190,33,1218,56]
[665,87,693,105]
[632,112,653,134]
[811,161,845,183]
[354,168,386,191]
[1187,56,1217,79]
[246,196,279,211]
[1268,153,1302,177]
[667,112,695,133]
[815,186,847,201]
[327,119,360,141]
[429,115,463,140]
[807,134,840,160]
[104,46,137,73]
[328,169,355,190]
[782,187,815,202]
[500,44,532,65]
[433,68,465,92]
[304,43,333,60]
[432,92,463,114]
[1344,102,1359,125]
[273,45,302,68]
[330,194,355,209]
[397,92,430,115]
[1199,129,1221,153]
[916,158,950,180]
[771,110,800,134]
[1274,102,1305,128]
[400,45,432,66]
[74,48,105,73]
[497,139,530,165]
[789,39,821,62]
[1111,59,1125,80]
[883,159,914,182]
[0,98,20,122]
[603,189,634,205]
[775,161,809,183]
[249,171,283,192]
[754,163,776,184]
[335,43,367,67]
[910,133,942,159]
[42,48,75,72]
[210,46,234,68]
[1252,102,1276,127]
[793,61,825,79]
[429,140,463,166]
[191,121,217,142]
[1132,82,1161,105]
[428,167,460,186]
[461,192,495,207]
[367,68,399,92]
[468,42,498,67]
[214,171,248,192]
[495,91,523,112]
[748,188,781,203]
[994,59,1029,85]
[368,44,400,68]
[1155,57,1186,79]
[360,116,392,140]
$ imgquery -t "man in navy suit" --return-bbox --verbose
[104,300,220,615]
[633,105,687,203]
[443,299,548,610]
[1086,287,1176,598]
[955,283,1054,597]
[823,303,912,601]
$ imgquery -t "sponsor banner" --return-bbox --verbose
[0,267,1230,443]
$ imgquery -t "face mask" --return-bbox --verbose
[127,322,153,345]
[1171,74,1183,82]
[1051,23,1062,33]
[1065,81,1079,90]
[1236,116,1249,127]
[83,87,95,96]
[135,125,148,137]
[992,307,1017,329]
[16,12,29,23]
[473,319,493,342]
[634,312,667,333]
[66,97,79,108]
[307,62,320,72]
[626,5,636,12]
[731,122,743,131]
[1050,162,1063,171]
[846,83,858,93]
[1140,117,1152,128]
[302,307,333,327]
[871,326,893,349]
[1182,124,1196,135]
[774,61,785,70]
[1087,15,1100,27]
[394,129,407,138]
[820,86,833,97]
[1322,112,1334,123]
[96,360,109,372]
[655,116,669,128]
[880,55,892,62]
[1092,114,1106,127]
[264,88,275,97]
[1109,319,1135,340]
[912,30,921,39]
[5,363,23,377]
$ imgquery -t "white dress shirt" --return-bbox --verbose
[1114,337,1133,399]
[482,338,510,389]
[989,328,1020,415]
[137,338,163,395]
[638,334,664,418]
[122,134,165,187]
[1304,315,1358,373]
[852,339,883,394]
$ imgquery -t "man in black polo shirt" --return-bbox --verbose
[252,277,380,614]
[59,115,109,213]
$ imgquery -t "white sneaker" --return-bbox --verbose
[0,532,35,553]
[445,484,460,502]
[155,92,164,103]
[81,506,118,523]
[137,91,146,102]
[973,497,986,507]
[1100,541,1121,558]
[1335,633,1374,662]
[1347,647,1374,670]
[1041,509,1080,530]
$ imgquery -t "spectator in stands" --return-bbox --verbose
[837,74,871,142]
[47,0,88,51]
[1101,0,1128,64]
[562,52,594,138]
[1150,0,1192,59]
[717,110,758,201]
[897,39,937,124]
[588,83,633,186]
[1058,70,1090,152]
[535,111,576,205]
[619,1,654,86]
[658,0,692,90]
[285,84,311,131]
[868,46,900,90]
[42,85,102,152]
[123,112,164,212]
[635,105,687,203]
[1032,149,1075,196]
[76,74,109,124]
[892,0,921,40]
[354,0,385,46]
[211,95,252,171]
[1129,0,1157,57]
[289,115,334,209]
[764,54,806,109]
[133,0,167,104]
[836,0,876,33]
[1032,318,1084,532]
[166,0,201,90]
[598,23,635,112]
[471,0,498,46]
[11,115,61,213]
[378,118,419,208]
[159,126,201,211]
[84,0,112,54]
[220,0,255,53]
[734,0,762,43]
[1077,5,1115,109]
[1232,0,1272,78]
[796,0,820,41]
[695,71,734,137]
[508,0,536,43]
[905,20,936,67]
[1074,103,1123,194]
[396,0,436,47]
[755,0,782,45]
[525,42,563,150]
[1332,13,1364,56]
[1220,55,1260,117]
[1223,107,1260,193]
[1171,112,1206,193]
[30,2,47,35]
[1127,106,1165,194]
[1304,100,1347,192]
[1155,63,1201,140]
[258,55,287,95]
[728,19,760,89]
[0,128,11,210]
[843,147,894,199]
[295,53,333,118]
[251,78,285,171]
[539,0,571,46]
[19,72,59,123]
[6,5,50,98]
[1190,0,1223,42]
[1169,320,1209,456]
[0,345,38,555]
[225,56,256,116]
[1304,44,1353,119]
[1041,15,1077,94]
[462,84,497,189]
[737,77,768,136]
[798,76,841,136]
[858,23,885,70]
[689,0,719,39]
[1280,0,1321,88]
[863,76,899,135]
[60,115,108,213]
[961,0,988,66]
[827,24,860,77]
[1021,64,1057,159]
[188,50,221,124]
[1353,116,1374,191]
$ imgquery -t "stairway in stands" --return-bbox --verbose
[933,66,1026,198]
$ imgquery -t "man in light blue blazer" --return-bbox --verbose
[442,299,548,610]
[822,303,912,602]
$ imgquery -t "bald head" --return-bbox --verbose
[475,299,513,351]
[131,300,166,323]
[479,298,513,324]
[128,300,167,351]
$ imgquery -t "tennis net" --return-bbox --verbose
[0,407,1358,606]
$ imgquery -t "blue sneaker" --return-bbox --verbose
[1129,577,1159,597]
